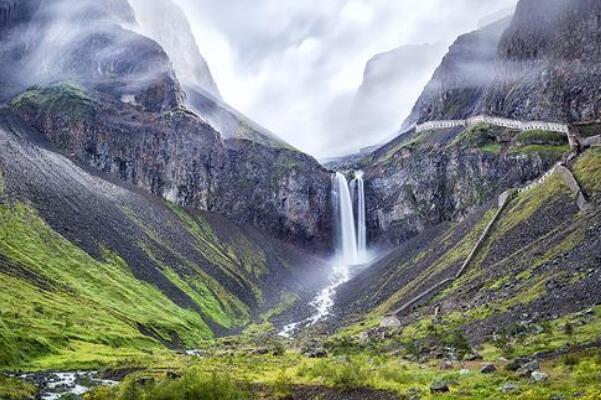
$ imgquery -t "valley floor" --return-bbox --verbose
[2,303,601,400]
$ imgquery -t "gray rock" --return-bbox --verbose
[506,358,529,371]
[439,359,454,370]
[531,371,549,382]
[430,381,450,393]
[500,383,519,394]
[480,364,497,374]
[517,360,540,377]
[380,316,402,328]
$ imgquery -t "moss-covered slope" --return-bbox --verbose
[0,107,328,370]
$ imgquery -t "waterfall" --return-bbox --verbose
[355,171,367,262]
[333,172,358,265]
[278,171,368,337]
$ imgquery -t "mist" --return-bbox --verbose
[173,0,519,158]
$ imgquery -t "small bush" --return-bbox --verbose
[272,369,293,399]
[297,357,368,390]
[85,371,250,400]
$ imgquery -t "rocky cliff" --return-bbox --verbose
[1,0,333,252]
[481,0,601,122]
[405,0,601,127]
[360,124,571,245]
[403,18,510,128]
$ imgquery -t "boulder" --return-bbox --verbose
[500,383,519,394]
[480,364,497,374]
[430,381,450,393]
[506,358,529,371]
[517,360,540,377]
[439,359,454,370]
[531,371,549,382]
[380,316,402,328]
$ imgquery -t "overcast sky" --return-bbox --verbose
[174,0,518,158]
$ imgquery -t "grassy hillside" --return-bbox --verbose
[0,113,324,371]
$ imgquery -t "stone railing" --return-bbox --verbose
[414,115,570,135]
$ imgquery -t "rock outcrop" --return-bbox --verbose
[0,0,333,252]
[403,18,510,128]
[405,0,601,127]
[481,0,601,122]
[362,125,563,245]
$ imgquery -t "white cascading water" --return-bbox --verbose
[334,172,359,265]
[355,171,367,263]
[279,171,367,338]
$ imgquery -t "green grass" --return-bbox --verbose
[10,82,95,121]
[508,144,571,160]
[575,123,601,138]
[78,348,601,400]
[0,202,220,370]
[85,369,250,400]
[0,376,37,400]
[516,130,568,146]
[573,148,601,194]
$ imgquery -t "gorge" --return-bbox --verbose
[1,1,601,399]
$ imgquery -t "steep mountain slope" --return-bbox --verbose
[403,18,510,127]
[128,0,221,100]
[405,0,601,127]
[481,0,601,122]
[0,107,329,368]
[334,146,601,355]
[0,0,335,370]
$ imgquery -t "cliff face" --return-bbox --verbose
[361,124,570,245]
[406,0,601,126]
[128,0,222,100]
[0,0,333,252]
[403,18,510,127]
[10,83,333,252]
[481,0,601,122]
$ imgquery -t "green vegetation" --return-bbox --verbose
[573,147,601,194]
[508,144,571,160]
[516,130,568,146]
[0,201,218,370]
[0,376,37,400]
[86,370,249,400]
[78,346,601,400]
[498,174,569,234]
[10,82,96,121]
[575,123,601,138]
[450,123,498,148]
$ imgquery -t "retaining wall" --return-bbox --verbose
[415,115,570,135]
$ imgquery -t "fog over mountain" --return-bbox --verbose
[174,0,518,157]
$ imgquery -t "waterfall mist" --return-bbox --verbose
[279,171,370,337]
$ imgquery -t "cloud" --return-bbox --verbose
[174,0,518,158]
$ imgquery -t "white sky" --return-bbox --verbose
[174,0,518,158]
